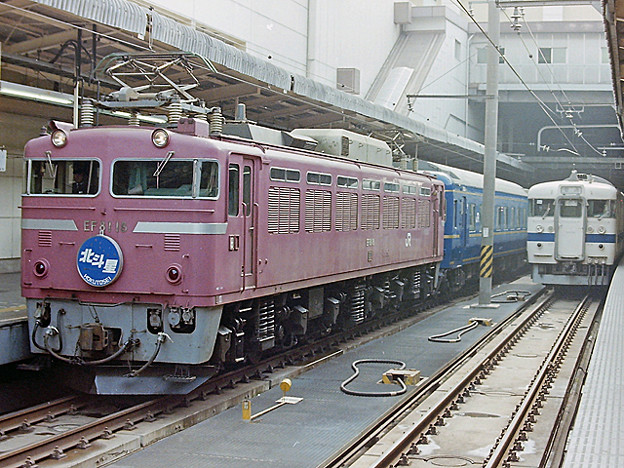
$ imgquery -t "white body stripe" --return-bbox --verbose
[133,222,227,235]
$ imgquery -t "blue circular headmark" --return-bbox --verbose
[76,235,124,287]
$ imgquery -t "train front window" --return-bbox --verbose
[27,159,99,195]
[588,200,615,218]
[530,199,554,217]
[112,160,218,198]
[559,199,582,218]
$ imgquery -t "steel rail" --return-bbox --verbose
[483,293,591,467]
[0,395,86,435]
[0,290,442,467]
[323,288,553,468]
[0,396,175,468]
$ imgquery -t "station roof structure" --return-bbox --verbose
[606,0,624,135]
[0,0,533,184]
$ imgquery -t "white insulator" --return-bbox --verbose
[80,99,95,127]
[209,109,224,135]
[168,101,183,124]
[128,113,140,126]
[194,112,208,121]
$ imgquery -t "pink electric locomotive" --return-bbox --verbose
[22,110,444,394]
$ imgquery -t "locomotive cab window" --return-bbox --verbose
[228,164,239,216]
[112,159,218,198]
[27,159,100,195]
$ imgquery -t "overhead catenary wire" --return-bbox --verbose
[501,8,607,157]
[450,0,582,155]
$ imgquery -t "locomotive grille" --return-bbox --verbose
[257,298,275,342]
[361,194,380,230]
[268,186,300,234]
[383,196,400,229]
[336,192,358,231]
[349,284,366,324]
[401,198,417,229]
[164,234,181,251]
[38,231,52,247]
[417,199,431,228]
[305,189,331,232]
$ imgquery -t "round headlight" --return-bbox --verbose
[166,265,182,284]
[152,129,170,148]
[51,130,67,148]
[587,226,594,233]
[598,226,606,234]
[34,259,49,278]
[535,224,544,233]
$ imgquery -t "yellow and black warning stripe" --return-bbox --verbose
[480,245,493,278]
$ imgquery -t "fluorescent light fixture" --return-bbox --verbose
[0,81,73,106]
[0,81,166,124]
[111,111,167,124]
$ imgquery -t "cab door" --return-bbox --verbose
[227,154,258,290]
[555,197,585,260]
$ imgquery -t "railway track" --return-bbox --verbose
[0,290,455,468]
[332,289,601,468]
[0,276,534,468]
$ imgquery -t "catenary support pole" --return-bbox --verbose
[479,0,500,305]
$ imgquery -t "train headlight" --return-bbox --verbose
[166,264,183,284]
[587,226,594,233]
[548,226,554,232]
[535,225,544,233]
[151,129,170,148]
[168,308,182,328]
[598,226,606,234]
[51,130,67,148]
[33,259,49,278]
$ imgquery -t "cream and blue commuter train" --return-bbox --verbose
[527,171,624,286]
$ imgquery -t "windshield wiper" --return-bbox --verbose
[153,151,175,188]
[45,151,58,179]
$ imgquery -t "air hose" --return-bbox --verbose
[427,320,479,343]
[340,359,408,397]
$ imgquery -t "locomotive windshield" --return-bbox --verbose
[112,159,218,198]
[27,159,100,195]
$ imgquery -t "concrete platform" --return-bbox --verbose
[562,257,624,467]
[107,279,542,468]
[0,272,29,365]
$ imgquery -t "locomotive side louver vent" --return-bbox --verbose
[417,199,431,228]
[164,234,181,251]
[401,198,417,229]
[305,189,331,232]
[268,186,300,234]
[336,192,358,231]
[361,194,380,230]
[383,196,400,229]
[38,231,52,247]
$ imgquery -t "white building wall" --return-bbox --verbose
[0,154,22,273]
[408,18,470,135]
[146,0,400,96]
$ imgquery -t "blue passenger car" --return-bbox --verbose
[420,162,528,292]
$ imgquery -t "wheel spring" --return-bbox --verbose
[350,285,366,324]
[257,298,275,341]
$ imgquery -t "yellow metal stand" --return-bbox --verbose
[242,378,303,421]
